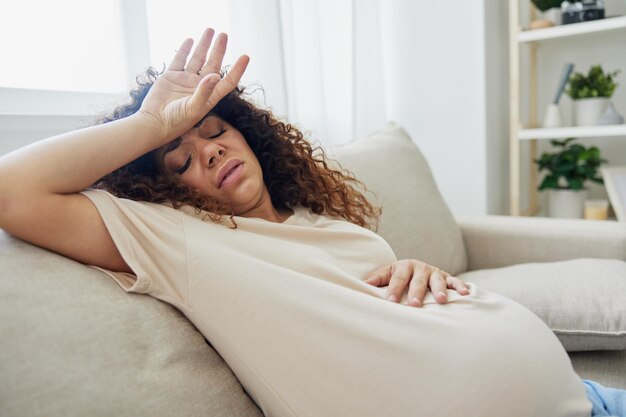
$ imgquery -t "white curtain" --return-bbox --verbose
[228,0,387,146]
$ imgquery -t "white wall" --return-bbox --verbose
[485,0,510,215]
[354,0,387,140]
[380,0,508,216]
[0,88,116,156]
[0,116,96,157]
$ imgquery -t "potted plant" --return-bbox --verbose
[531,0,564,26]
[566,64,620,126]
[535,137,607,218]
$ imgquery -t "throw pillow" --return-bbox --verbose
[459,258,626,351]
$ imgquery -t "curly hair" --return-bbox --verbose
[92,68,382,230]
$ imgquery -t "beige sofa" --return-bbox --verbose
[1,123,625,416]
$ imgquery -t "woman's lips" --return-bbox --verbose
[220,163,244,188]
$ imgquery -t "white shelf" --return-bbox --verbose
[518,124,626,140]
[518,15,626,43]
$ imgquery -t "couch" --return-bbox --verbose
[1,123,625,416]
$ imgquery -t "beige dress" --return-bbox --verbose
[81,189,592,417]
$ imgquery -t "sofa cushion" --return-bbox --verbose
[569,350,626,390]
[0,231,263,417]
[458,258,626,352]
[327,123,468,276]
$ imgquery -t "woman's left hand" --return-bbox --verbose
[364,259,470,307]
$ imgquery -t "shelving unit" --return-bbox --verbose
[519,124,626,140]
[508,2,626,216]
[517,15,626,43]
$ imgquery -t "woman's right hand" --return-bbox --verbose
[136,28,249,142]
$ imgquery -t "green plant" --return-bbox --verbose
[535,138,607,190]
[566,65,620,99]
[531,0,563,12]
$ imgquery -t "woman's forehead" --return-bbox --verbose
[154,115,226,162]
[194,113,223,129]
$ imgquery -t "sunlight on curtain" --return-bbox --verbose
[228,0,386,146]
[227,0,359,145]
[146,0,284,119]
[227,0,287,120]
[279,0,387,145]
[278,0,354,145]
[0,0,126,93]
[143,0,387,147]
[145,0,232,72]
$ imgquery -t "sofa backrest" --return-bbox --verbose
[327,123,468,276]
[0,231,263,417]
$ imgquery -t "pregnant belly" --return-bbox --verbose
[191,281,592,417]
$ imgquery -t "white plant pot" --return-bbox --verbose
[574,97,609,126]
[548,189,588,219]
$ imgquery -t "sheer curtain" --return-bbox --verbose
[228,0,387,147]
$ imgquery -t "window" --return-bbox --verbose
[0,0,127,94]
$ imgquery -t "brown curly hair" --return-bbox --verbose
[92,68,381,230]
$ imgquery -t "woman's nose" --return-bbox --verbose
[199,140,225,168]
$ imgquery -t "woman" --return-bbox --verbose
[0,28,623,417]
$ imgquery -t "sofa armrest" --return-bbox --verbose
[456,215,626,271]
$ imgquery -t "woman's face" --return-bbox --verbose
[155,115,268,215]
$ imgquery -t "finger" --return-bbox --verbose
[363,264,392,287]
[167,38,194,71]
[205,55,250,109]
[430,270,448,304]
[200,32,228,76]
[385,263,412,303]
[447,276,471,295]
[188,73,221,116]
[186,28,215,74]
[221,54,250,87]
[406,265,430,307]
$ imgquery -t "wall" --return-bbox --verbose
[0,88,115,156]
[380,0,508,216]
[0,116,95,157]
[485,0,510,215]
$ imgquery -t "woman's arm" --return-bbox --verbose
[0,28,248,272]
[0,115,171,273]
[0,114,168,198]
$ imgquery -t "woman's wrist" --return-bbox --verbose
[128,111,173,146]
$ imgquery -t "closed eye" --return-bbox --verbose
[176,155,192,174]
[175,128,225,174]
[207,129,226,139]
